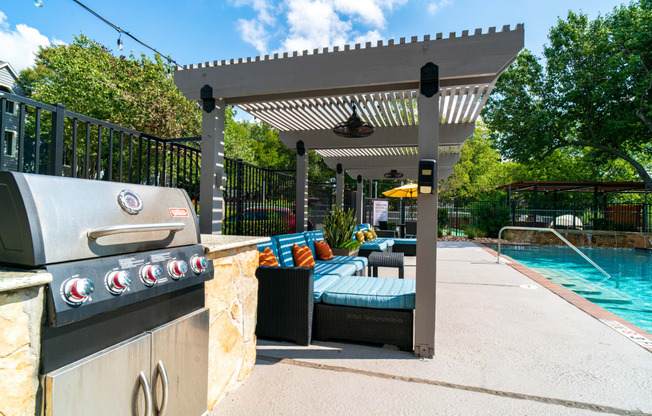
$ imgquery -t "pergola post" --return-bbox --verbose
[295,141,308,232]
[415,63,439,358]
[356,175,364,223]
[336,163,344,210]
[199,85,225,235]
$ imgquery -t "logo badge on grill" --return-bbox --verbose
[118,190,143,215]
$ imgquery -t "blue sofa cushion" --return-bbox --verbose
[275,233,310,267]
[321,276,415,310]
[325,255,368,270]
[257,239,279,258]
[392,238,417,245]
[376,238,395,248]
[302,230,325,255]
[314,261,357,277]
[313,274,341,303]
[360,241,388,251]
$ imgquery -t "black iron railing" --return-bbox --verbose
[0,91,200,210]
[222,158,297,236]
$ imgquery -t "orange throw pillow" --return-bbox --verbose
[314,240,334,261]
[259,247,279,266]
[292,243,315,267]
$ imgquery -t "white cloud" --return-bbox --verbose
[0,10,54,72]
[427,0,452,16]
[231,0,407,55]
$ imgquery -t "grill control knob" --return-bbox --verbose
[63,278,94,304]
[190,256,209,274]
[141,265,163,286]
[168,260,188,280]
[107,270,132,294]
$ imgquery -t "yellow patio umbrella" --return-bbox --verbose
[382,183,417,198]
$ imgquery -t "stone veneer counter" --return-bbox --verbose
[0,268,52,416]
[200,234,269,410]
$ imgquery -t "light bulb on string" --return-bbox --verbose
[34,0,43,7]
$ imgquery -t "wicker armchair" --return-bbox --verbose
[255,266,314,346]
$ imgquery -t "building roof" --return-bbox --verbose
[496,181,648,194]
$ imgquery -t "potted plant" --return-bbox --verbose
[323,206,360,256]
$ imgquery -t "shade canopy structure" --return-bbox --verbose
[174,24,524,358]
[496,181,648,194]
[383,183,418,198]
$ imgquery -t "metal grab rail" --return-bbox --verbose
[496,226,611,281]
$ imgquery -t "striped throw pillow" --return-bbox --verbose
[292,243,315,267]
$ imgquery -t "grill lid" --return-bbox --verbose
[0,172,200,266]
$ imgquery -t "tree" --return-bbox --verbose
[483,2,652,188]
[439,123,516,200]
[19,35,201,139]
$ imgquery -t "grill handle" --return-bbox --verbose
[87,222,186,240]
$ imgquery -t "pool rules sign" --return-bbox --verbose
[372,199,389,226]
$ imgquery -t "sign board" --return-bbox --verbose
[372,199,389,226]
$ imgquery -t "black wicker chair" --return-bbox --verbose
[255,266,314,346]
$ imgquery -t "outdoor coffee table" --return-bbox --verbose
[367,251,405,279]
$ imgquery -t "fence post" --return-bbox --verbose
[50,103,65,176]
[236,159,244,236]
[644,184,649,233]
[0,97,5,171]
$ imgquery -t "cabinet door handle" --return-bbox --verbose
[139,371,153,416]
[156,360,169,416]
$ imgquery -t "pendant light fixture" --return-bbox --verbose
[333,103,374,138]
[384,169,404,179]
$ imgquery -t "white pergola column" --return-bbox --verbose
[336,163,344,210]
[415,64,439,358]
[199,90,226,235]
[356,175,364,224]
[295,141,308,232]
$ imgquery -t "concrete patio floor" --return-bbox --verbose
[212,241,652,415]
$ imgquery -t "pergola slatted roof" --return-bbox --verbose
[175,24,523,180]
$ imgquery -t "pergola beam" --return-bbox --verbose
[175,26,523,103]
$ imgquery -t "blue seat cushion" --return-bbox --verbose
[323,255,368,270]
[376,238,395,247]
[275,233,310,267]
[313,274,341,303]
[257,239,279,258]
[314,261,357,277]
[392,238,417,245]
[321,276,415,310]
[360,241,388,251]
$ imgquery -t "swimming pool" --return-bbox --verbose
[488,244,652,333]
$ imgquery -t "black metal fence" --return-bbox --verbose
[222,158,297,236]
[366,198,651,233]
[0,91,201,210]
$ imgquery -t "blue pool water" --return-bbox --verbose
[489,245,652,333]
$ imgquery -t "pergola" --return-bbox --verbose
[174,25,523,357]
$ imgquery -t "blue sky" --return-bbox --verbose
[0,0,627,73]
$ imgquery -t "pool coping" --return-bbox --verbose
[475,242,652,353]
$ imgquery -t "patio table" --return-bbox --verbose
[367,251,405,279]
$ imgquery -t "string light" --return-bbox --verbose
[36,0,179,68]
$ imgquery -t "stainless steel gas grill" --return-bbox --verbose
[0,171,213,416]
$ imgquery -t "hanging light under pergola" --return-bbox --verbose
[332,103,375,138]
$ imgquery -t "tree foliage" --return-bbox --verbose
[483,1,652,188]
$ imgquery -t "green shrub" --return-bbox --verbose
[387,221,397,231]
[438,207,449,228]
[463,225,486,240]
[471,203,511,238]
[323,206,357,248]
[437,227,443,238]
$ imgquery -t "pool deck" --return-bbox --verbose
[212,241,652,416]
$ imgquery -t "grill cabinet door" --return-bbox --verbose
[149,308,209,416]
[44,333,152,416]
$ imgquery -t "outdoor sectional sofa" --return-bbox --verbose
[354,223,396,257]
[255,230,415,351]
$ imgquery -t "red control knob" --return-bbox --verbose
[107,270,132,294]
[168,260,188,280]
[141,265,163,286]
[190,256,209,274]
[63,278,94,304]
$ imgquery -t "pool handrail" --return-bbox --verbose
[496,226,612,281]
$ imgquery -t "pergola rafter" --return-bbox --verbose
[174,24,524,358]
